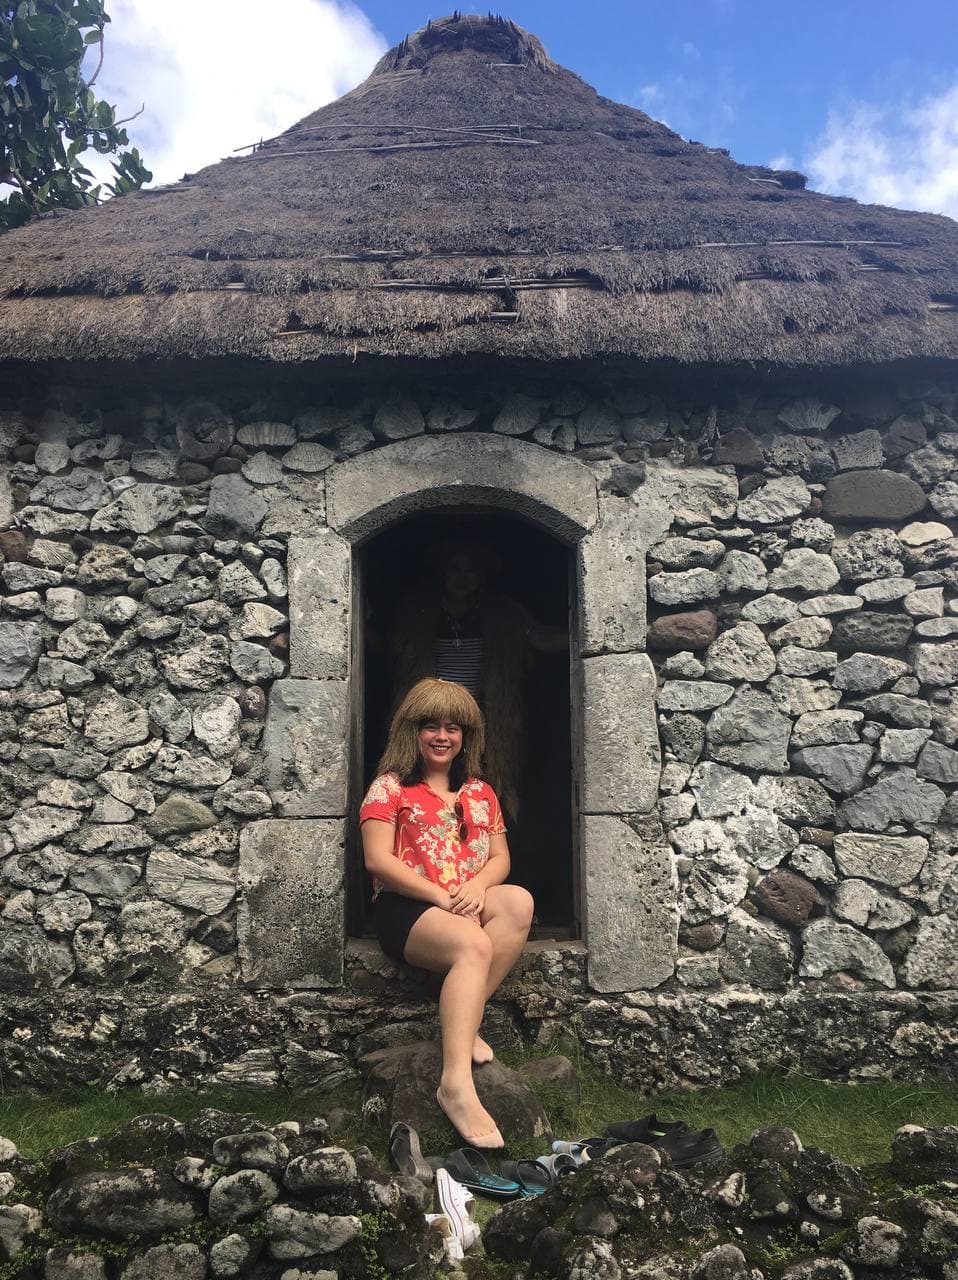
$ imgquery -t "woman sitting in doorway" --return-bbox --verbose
[360,677,534,1150]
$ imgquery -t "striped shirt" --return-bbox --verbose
[434,608,482,694]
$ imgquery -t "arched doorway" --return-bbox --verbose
[352,510,576,938]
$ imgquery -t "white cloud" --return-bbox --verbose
[805,83,958,220]
[634,69,740,145]
[88,0,386,187]
[768,152,795,172]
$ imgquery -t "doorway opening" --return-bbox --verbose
[348,510,577,941]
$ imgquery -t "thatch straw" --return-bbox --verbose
[1,13,957,368]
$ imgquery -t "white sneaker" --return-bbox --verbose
[425,1211,465,1262]
[435,1168,481,1251]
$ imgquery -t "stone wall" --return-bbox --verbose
[1,367,958,1088]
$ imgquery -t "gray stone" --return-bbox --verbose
[662,651,705,678]
[798,594,863,616]
[689,762,756,818]
[264,680,348,817]
[833,653,909,692]
[790,515,836,551]
[160,636,231,690]
[576,403,621,445]
[282,1148,357,1193]
[217,561,268,605]
[148,691,192,743]
[2,562,60,592]
[832,430,883,470]
[648,567,721,606]
[902,917,958,988]
[208,1170,280,1222]
[287,533,349,680]
[44,586,86,623]
[35,440,71,473]
[740,594,801,625]
[583,815,677,992]
[192,695,242,759]
[930,479,958,518]
[777,646,837,677]
[582,653,659,813]
[69,859,141,899]
[879,727,932,763]
[238,818,345,987]
[130,449,177,481]
[3,590,41,615]
[638,460,738,528]
[718,549,768,595]
[150,745,232,788]
[789,843,839,886]
[832,880,913,931]
[913,641,958,686]
[832,611,913,654]
[89,484,186,534]
[834,529,906,584]
[855,576,916,604]
[755,774,835,824]
[209,1233,252,1279]
[833,832,929,885]
[792,711,863,750]
[917,739,958,783]
[230,641,284,683]
[707,689,791,773]
[722,908,795,990]
[44,1247,110,1279]
[766,676,840,715]
[0,620,43,688]
[652,535,725,569]
[35,890,92,933]
[840,770,945,831]
[119,1243,206,1280]
[0,923,74,988]
[207,474,269,536]
[30,467,109,511]
[92,596,139,626]
[84,688,150,750]
[578,496,647,654]
[327,433,597,543]
[725,807,799,869]
[704,622,776,682]
[236,421,296,448]
[737,475,811,523]
[904,443,955,486]
[8,804,82,851]
[915,617,958,637]
[145,796,217,837]
[173,398,235,460]
[824,470,927,520]
[264,1203,361,1260]
[856,693,932,727]
[99,771,155,814]
[213,1131,290,1172]
[233,602,287,641]
[146,850,235,913]
[778,397,841,434]
[679,849,750,925]
[768,549,840,593]
[241,451,284,485]
[792,744,874,795]
[799,919,895,987]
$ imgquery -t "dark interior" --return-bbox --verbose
[350,511,576,939]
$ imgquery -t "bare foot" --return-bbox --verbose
[472,1035,495,1066]
[436,1084,503,1149]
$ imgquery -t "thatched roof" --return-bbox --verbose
[2,12,958,369]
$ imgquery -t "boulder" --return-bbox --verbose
[824,470,927,520]
[47,1169,200,1239]
[647,609,719,651]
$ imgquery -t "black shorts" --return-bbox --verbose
[372,891,436,963]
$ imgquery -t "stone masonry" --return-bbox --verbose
[2,371,958,1090]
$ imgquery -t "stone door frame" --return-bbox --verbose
[244,434,674,993]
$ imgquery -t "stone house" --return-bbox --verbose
[1,14,958,1093]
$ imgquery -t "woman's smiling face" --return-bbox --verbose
[418,719,463,771]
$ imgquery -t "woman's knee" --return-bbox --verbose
[451,920,495,967]
[494,884,535,929]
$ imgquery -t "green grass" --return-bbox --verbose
[2,1053,957,1170]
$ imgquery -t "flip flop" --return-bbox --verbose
[500,1158,554,1196]
[441,1147,521,1199]
[551,1139,597,1167]
[389,1121,433,1184]
[605,1114,689,1144]
[534,1152,578,1179]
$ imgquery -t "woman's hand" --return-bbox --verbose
[449,882,485,918]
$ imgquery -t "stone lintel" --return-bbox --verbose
[583,814,678,993]
[264,679,348,817]
[238,818,345,988]
[578,493,647,655]
[287,533,350,679]
[326,434,598,545]
[580,652,660,813]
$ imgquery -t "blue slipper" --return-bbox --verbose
[442,1147,521,1199]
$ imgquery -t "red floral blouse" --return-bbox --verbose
[359,773,506,897]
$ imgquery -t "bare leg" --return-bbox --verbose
[472,885,535,1064]
[403,907,503,1148]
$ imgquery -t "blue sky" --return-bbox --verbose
[96,0,958,218]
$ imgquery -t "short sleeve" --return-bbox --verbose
[486,783,506,835]
[359,773,401,826]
